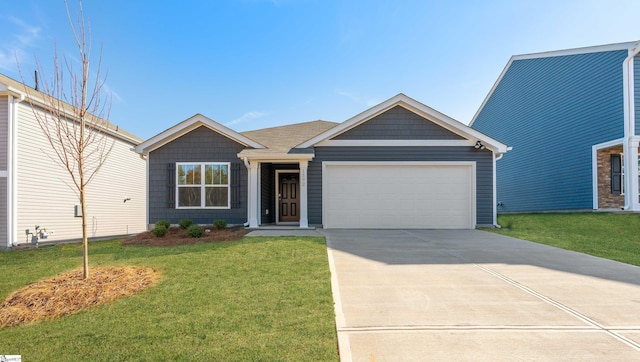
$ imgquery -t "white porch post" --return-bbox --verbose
[629,140,640,210]
[299,160,309,228]
[248,161,260,228]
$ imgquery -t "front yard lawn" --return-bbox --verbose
[0,237,338,361]
[488,213,640,267]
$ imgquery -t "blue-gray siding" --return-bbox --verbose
[307,146,494,226]
[472,50,627,211]
[333,105,465,140]
[148,126,248,225]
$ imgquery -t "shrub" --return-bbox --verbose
[187,225,203,238]
[151,225,168,237]
[155,220,170,229]
[179,219,193,229]
[214,219,227,229]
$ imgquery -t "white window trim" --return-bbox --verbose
[176,162,231,209]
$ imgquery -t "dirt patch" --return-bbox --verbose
[0,266,160,328]
[121,226,250,247]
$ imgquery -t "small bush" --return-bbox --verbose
[187,225,203,238]
[214,219,227,229]
[155,220,170,229]
[179,219,193,229]
[151,225,168,237]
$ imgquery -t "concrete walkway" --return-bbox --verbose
[322,229,640,361]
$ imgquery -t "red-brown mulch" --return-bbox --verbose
[121,226,250,246]
[0,266,160,328]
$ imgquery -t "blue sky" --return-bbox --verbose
[1,0,639,139]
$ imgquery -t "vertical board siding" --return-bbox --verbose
[0,96,8,171]
[307,146,494,226]
[260,163,274,224]
[472,50,627,211]
[333,105,465,140]
[148,126,248,225]
[16,102,146,243]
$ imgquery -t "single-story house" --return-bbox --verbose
[135,94,508,229]
[0,73,147,248]
[471,41,640,212]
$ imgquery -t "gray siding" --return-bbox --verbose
[149,126,248,225]
[472,50,627,211]
[307,146,494,226]
[333,105,465,140]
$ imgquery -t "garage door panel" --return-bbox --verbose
[324,163,474,229]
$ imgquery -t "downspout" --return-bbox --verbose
[7,94,25,248]
[243,157,250,227]
[622,42,640,210]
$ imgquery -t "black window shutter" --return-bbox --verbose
[611,154,622,195]
[168,163,176,208]
[231,163,241,208]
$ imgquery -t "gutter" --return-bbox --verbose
[622,42,640,210]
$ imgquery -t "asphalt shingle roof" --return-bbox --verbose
[241,120,338,153]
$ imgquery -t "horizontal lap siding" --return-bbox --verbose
[16,102,146,243]
[308,146,494,226]
[472,50,627,211]
[0,96,8,170]
[635,56,640,136]
[333,105,465,140]
[148,126,248,226]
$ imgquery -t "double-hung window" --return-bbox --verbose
[177,162,230,208]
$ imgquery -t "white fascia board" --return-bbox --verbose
[316,139,475,147]
[135,114,266,154]
[298,93,508,153]
[469,57,515,126]
[592,138,624,150]
[236,152,314,162]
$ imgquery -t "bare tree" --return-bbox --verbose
[20,0,114,279]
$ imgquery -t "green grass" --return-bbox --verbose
[487,213,640,266]
[0,237,338,361]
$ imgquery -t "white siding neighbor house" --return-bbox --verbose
[0,73,146,249]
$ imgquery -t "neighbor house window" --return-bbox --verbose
[177,162,230,208]
[611,154,622,195]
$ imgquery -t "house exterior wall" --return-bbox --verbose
[333,105,465,140]
[148,126,248,226]
[15,102,146,243]
[597,146,625,209]
[472,49,628,211]
[635,55,640,136]
[0,96,8,171]
[307,146,494,226]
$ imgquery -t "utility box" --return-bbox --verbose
[74,204,82,217]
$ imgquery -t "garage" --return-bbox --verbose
[322,162,476,229]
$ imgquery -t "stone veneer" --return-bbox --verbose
[597,145,624,209]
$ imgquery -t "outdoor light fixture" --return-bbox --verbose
[474,141,486,150]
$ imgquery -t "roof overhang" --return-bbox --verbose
[135,114,266,154]
[237,150,315,162]
[297,93,509,154]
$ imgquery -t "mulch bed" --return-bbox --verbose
[0,266,160,328]
[121,226,250,247]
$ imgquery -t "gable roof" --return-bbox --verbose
[469,41,639,126]
[134,114,265,154]
[241,120,338,152]
[297,93,508,153]
[0,73,141,145]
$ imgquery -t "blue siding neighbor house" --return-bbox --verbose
[471,41,640,212]
[135,94,508,229]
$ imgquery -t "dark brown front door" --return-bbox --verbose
[279,173,300,222]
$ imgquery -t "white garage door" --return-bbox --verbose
[323,162,475,229]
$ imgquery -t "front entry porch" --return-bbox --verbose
[593,141,640,210]
[242,157,311,229]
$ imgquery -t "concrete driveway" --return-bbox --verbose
[322,229,640,361]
